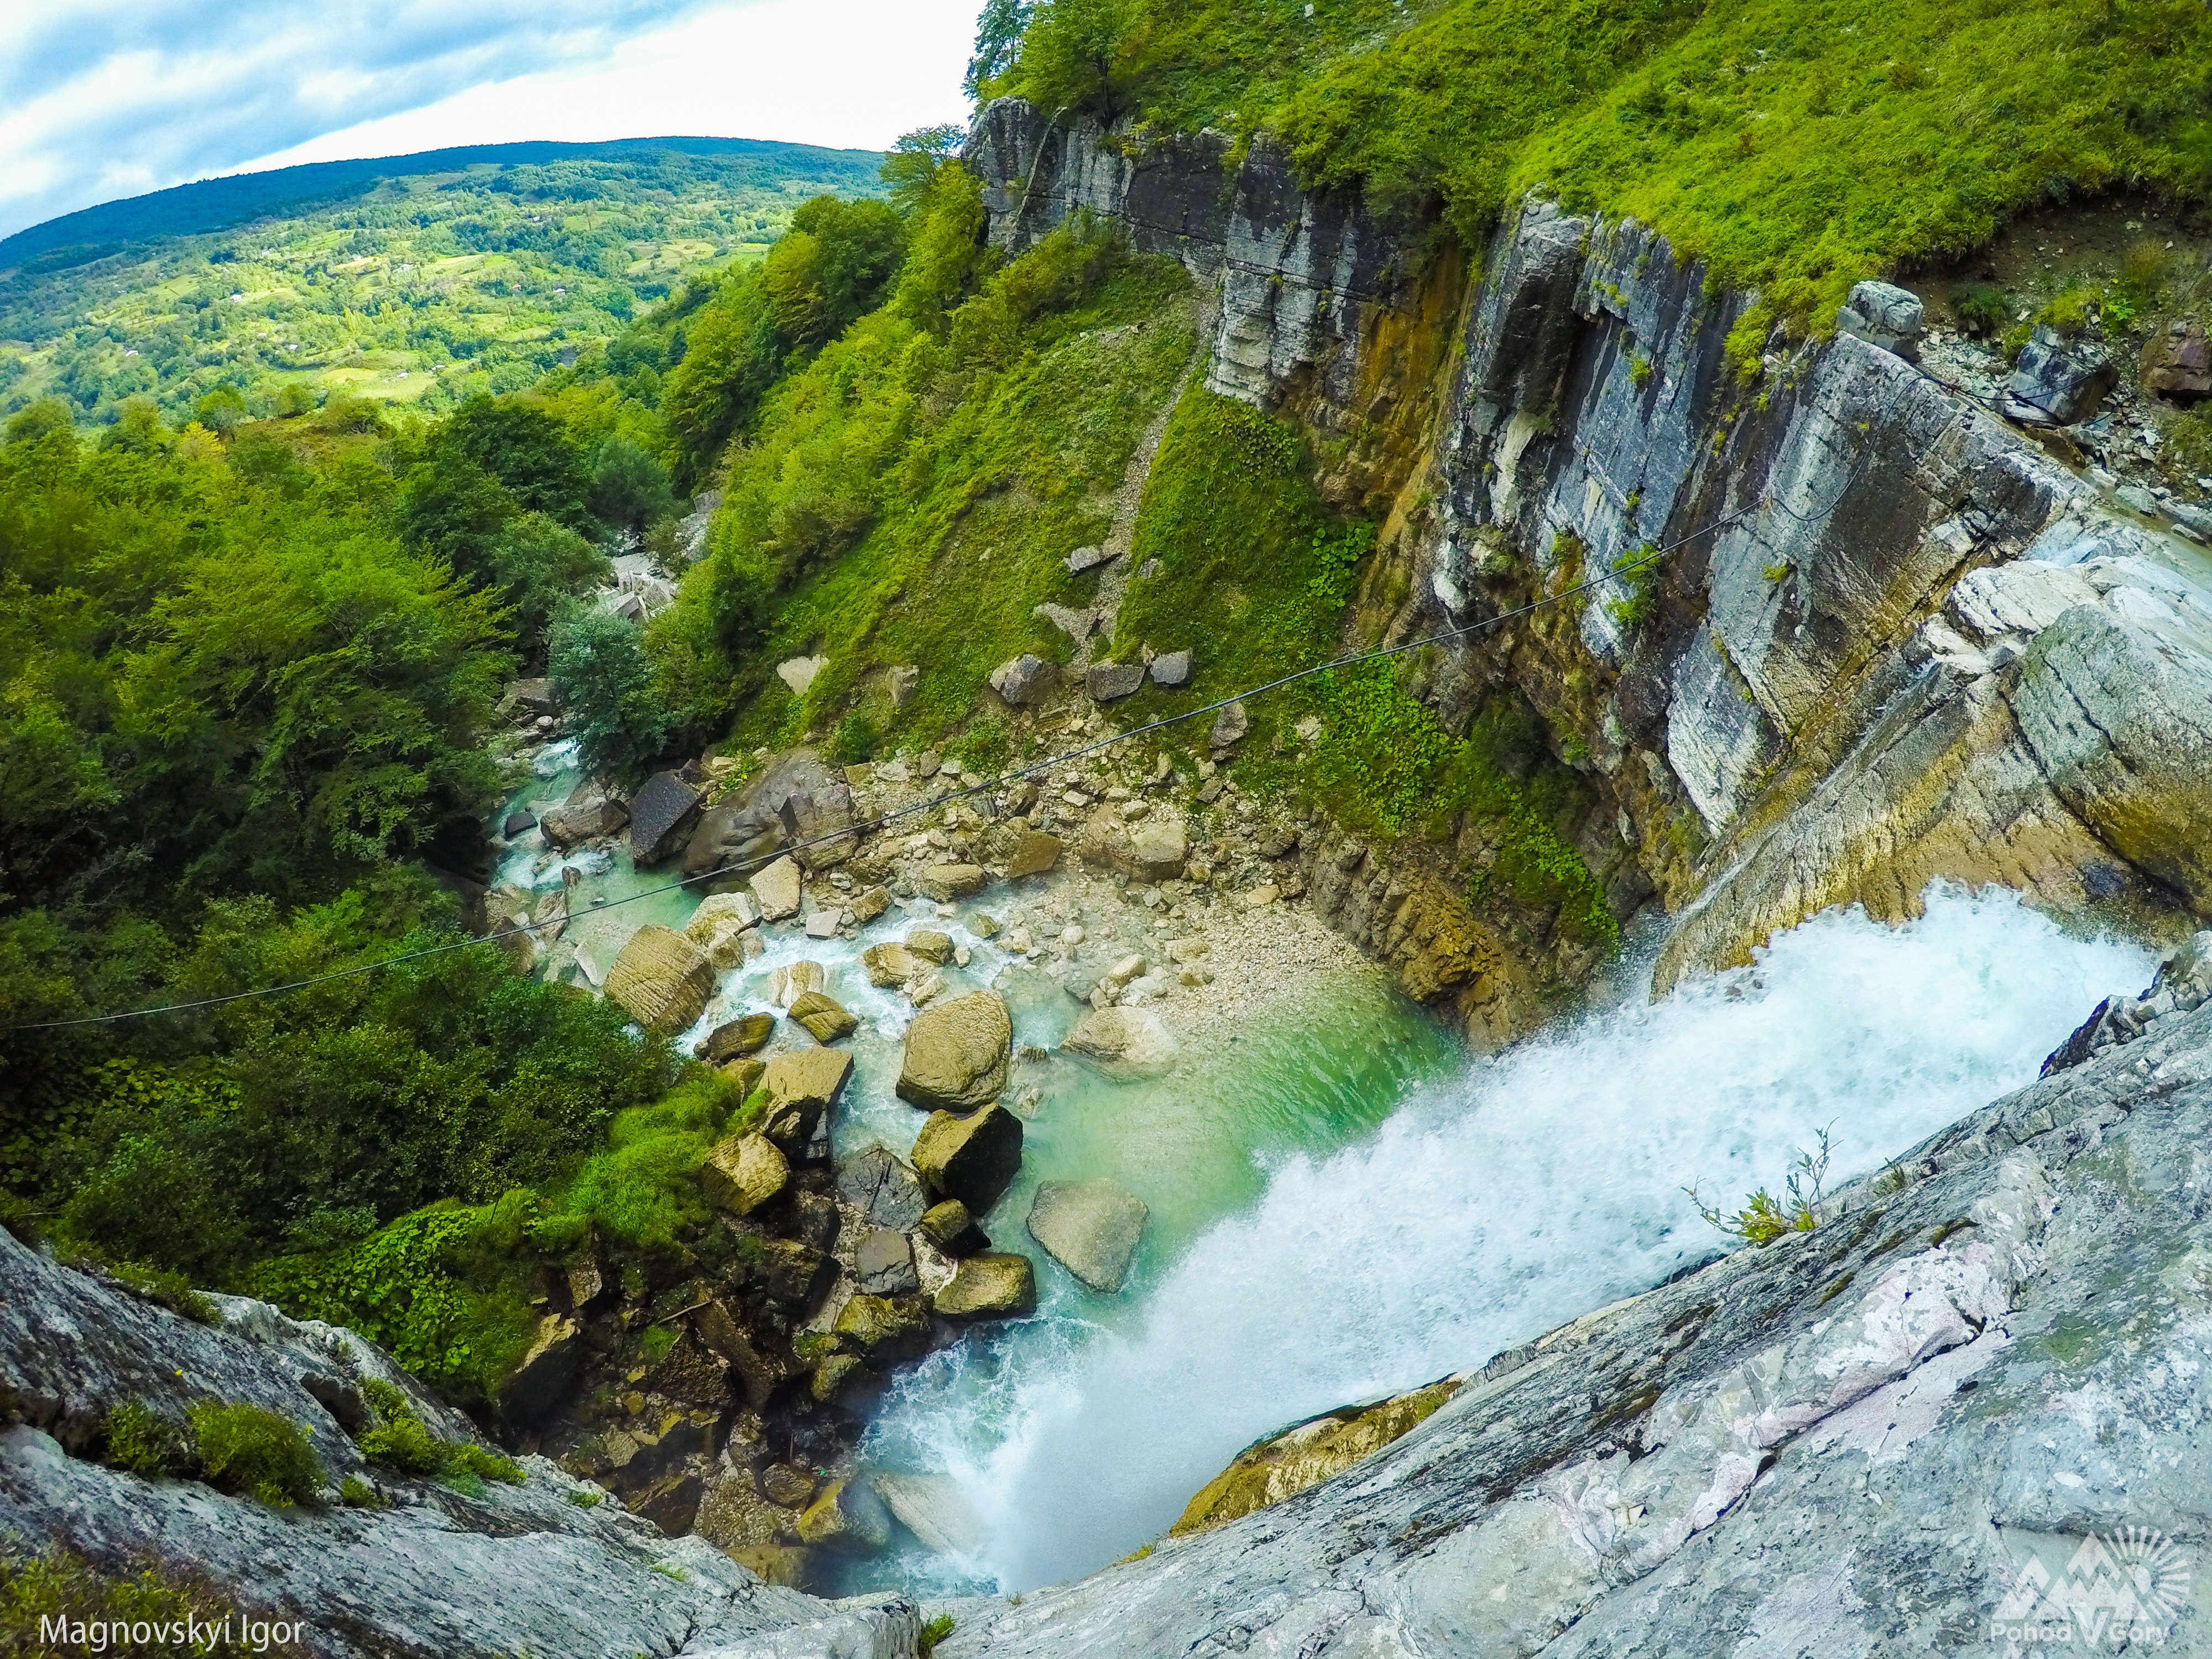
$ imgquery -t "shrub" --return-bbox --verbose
[826,710,881,765]
[1687,1128,1833,1246]
[186,1401,321,1507]
[548,600,678,782]
[101,1400,189,1478]
[1952,284,2011,337]
[353,1374,523,1485]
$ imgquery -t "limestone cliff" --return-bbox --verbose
[968,97,2212,1012]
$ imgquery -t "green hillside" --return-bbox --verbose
[0,138,885,426]
[990,0,2212,331]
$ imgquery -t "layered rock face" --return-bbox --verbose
[941,955,2212,1655]
[0,1229,919,1658]
[969,99,2212,1005]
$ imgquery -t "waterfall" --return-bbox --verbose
[857,883,2151,1591]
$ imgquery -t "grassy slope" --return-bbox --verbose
[672,225,1202,753]
[1007,0,2212,329]
[0,144,884,426]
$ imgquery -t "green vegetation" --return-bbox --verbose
[919,1613,958,1655]
[652,190,1198,752]
[101,1400,190,1478]
[250,1072,751,1396]
[1688,1128,1834,1245]
[0,141,884,429]
[1,1546,301,1657]
[992,0,2212,334]
[185,1402,322,1507]
[354,1378,524,1485]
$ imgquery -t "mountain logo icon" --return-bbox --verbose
[1991,1525,2191,1646]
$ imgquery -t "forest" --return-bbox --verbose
[0,138,884,430]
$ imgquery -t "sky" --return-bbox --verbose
[0,0,980,242]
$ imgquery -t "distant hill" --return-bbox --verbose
[0,137,886,425]
[0,137,883,272]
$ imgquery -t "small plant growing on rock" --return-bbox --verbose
[186,1401,321,1507]
[919,1614,957,1655]
[1687,1128,1833,1246]
[354,1376,523,1486]
[1952,283,2011,338]
[101,1400,189,1478]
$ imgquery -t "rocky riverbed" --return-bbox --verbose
[457,696,1434,1590]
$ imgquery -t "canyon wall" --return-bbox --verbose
[969,98,2212,1002]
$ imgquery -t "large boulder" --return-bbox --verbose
[832,1293,932,1361]
[627,770,705,865]
[1062,1005,1178,1075]
[896,992,1013,1110]
[1171,1376,1465,1538]
[917,1199,989,1256]
[1080,805,1187,881]
[911,1104,1024,1215]
[1005,831,1062,879]
[2146,318,2212,403]
[2010,599,2212,909]
[541,794,628,848]
[862,942,924,987]
[797,1479,893,1552]
[759,1047,853,1151]
[778,784,859,871]
[693,1299,799,1406]
[697,1133,788,1216]
[854,1228,920,1296]
[788,990,858,1044]
[696,1011,774,1064]
[1149,649,1192,688]
[685,892,760,967]
[917,863,985,901]
[604,925,714,1034]
[768,959,826,1006]
[495,1314,580,1424]
[932,1253,1036,1320]
[989,654,1060,707]
[1026,1180,1149,1292]
[750,855,805,922]
[1833,280,1924,363]
[1085,661,1146,702]
[836,1146,928,1231]
[680,748,836,878]
[2004,325,2117,426]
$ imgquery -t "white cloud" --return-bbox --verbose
[1,0,978,241]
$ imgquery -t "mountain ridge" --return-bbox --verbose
[0,135,886,273]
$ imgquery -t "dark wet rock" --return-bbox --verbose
[836,1146,930,1232]
[911,1103,1024,1215]
[2003,325,2116,425]
[627,770,705,865]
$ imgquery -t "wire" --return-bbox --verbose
[6,492,1772,1033]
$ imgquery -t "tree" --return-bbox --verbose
[395,451,515,583]
[440,396,591,528]
[588,434,679,530]
[883,126,968,217]
[547,600,675,782]
[966,0,1035,97]
[1015,0,1136,118]
[487,513,613,655]
[192,384,249,435]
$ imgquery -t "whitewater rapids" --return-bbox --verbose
[857,884,2151,1590]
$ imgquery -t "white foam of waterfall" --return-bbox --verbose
[858,884,2152,1590]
